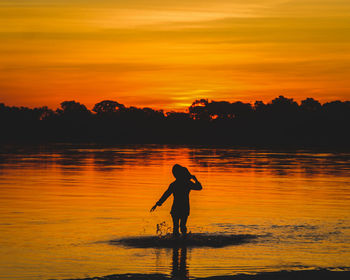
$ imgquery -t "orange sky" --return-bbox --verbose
[0,0,349,110]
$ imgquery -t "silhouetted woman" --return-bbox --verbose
[150,164,202,237]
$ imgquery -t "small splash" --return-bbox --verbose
[156,221,172,237]
[111,233,257,248]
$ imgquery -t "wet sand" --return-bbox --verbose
[63,269,350,280]
[100,234,350,280]
[75,234,350,280]
[111,233,258,248]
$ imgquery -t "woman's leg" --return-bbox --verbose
[180,215,188,235]
[171,214,180,236]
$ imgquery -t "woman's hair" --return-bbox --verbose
[172,164,191,180]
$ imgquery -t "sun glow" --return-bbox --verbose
[0,0,349,110]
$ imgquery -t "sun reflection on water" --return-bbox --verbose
[0,145,349,279]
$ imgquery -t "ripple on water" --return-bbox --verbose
[111,233,258,248]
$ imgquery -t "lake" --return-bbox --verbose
[0,145,349,280]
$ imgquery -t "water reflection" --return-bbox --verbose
[0,144,350,280]
[171,246,189,280]
[0,145,349,177]
[188,148,350,176]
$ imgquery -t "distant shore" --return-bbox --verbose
[1,96,349,147]
[62,269,350,280]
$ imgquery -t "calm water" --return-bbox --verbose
[0,145,349,280]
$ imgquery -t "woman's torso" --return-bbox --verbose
[171,180,191,216]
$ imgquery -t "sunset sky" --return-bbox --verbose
[0,0,349,110]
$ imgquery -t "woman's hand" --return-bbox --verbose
[150,204,157,212]
[190,175,202,190]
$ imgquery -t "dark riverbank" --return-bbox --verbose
[1,96,349,147]
[62,269,350,280]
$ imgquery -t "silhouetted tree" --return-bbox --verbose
[206,101,233,119]
[35,106,55,120]
[166,112,191,121]
[300,98,321,112]
[269,95,298,114]
[230,101,253,119]
[93,100,125,114]
[1,96,349,147]
[189,99,210,120]
[322,100,350,119]
[254,101,267,113]
[59,101,90,115]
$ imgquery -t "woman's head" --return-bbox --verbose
[172,164,191,180]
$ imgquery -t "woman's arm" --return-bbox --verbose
[150,184,173,212]
[190,175,202,190]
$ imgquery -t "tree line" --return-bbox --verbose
[1,96,349,147]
